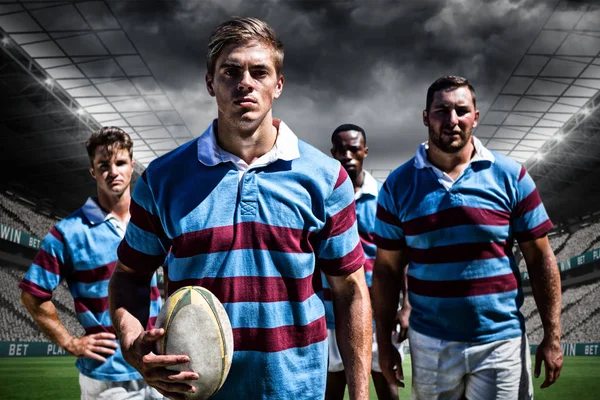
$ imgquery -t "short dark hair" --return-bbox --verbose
[207,17,284,76]
[86,126,133,166]
[331,124,367,145]
[426,75,476,112]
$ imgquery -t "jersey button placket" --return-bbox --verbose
[239,171,258,219]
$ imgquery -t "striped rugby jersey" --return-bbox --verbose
[322,170,381,328]
[19,197,162,381]
[375,138,553,343]
[117,120,364,400]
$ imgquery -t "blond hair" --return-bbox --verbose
[207,17,284,76]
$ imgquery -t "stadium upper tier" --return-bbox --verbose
[0,192,57,239]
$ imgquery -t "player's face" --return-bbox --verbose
[206,41,284,129]
[89,147,134,197]
[423,86,479,154]
[331,130,368,177]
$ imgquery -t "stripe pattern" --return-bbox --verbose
[322,175,382,328]
[374,152,553,343]
[117,121,363,400]
[19,201,161,381]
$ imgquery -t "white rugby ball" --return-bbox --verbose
[154,286,234,400]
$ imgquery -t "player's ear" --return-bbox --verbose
[206,72,215,97]
[89,167,95,178]
[423,110,429,127]
[473,109,480,128]
[364,146,369,158]
[273,74,284,99]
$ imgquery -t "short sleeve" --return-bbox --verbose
[511,166,553,242]
[19,227,67,300]
[118,171,171,272]
[374,180,407,250]
[316,165,365,276]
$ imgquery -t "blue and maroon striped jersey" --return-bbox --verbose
[117,120,364,399]
[375,141,553,343]
[322,171,381,328]
[19,198,161,381]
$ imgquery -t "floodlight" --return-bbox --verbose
[1,37,10,46]
[534,153,544,161]
[76,108,85,115]
[44,78,53,86]
[553,134,563,142]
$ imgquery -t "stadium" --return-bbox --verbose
[0,1,599,399]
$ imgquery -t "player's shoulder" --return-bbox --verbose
[383,157,418,190]
[488,151,525,181]
[47,206,87,242]
[143,138,198,184]
[296,139,345,184]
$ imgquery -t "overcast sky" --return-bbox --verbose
[105,0,566,171]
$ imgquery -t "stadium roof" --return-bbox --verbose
[0,0,195,214]
[477,1,600,222]
[0,0,194,168]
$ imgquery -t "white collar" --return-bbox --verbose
[355,170,379,200]
[197,119,300,167]
[414,136,495,170]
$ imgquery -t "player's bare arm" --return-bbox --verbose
[21,291,118,362]
[372,247,408,388]
[395,263,410,342]
[326,266,372,400]
[520,235,563,389]
[108,261,198,399]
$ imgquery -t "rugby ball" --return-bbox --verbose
[154,286,234,400]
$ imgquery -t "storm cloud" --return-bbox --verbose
[107,0,561,171]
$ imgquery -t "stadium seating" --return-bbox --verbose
[525,280,600,344]
[0,264,84,341]
[0,193,58,239]
[555,221,600,260]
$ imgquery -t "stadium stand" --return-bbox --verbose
[525,281,600,344]
[0,192,58,239]
[555,220,600,260]
[0,263,84,341]
[516,223,599,273]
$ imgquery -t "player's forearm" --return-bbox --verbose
[528,249,562,340]
[333,274,372,400]
[21,292,74,349]
[108,262,152,348]
[401,264,409,309]
[372,261,402,339]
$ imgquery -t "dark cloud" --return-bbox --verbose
[105,0,562,170]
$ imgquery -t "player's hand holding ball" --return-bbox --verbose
[122,326,199,400]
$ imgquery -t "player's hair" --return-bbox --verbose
[207,17,284,76]
[85,126,133,166]
[331,124,367,145]
[426,75,476,112]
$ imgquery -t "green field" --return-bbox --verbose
[0,356,599,399]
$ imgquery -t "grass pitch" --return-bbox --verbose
[0,356,598,399]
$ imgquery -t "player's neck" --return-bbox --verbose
[426,139,475,179]
[350,169,365,193]
[215,112,278,165]
[97,188,131,222]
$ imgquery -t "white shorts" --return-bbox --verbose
[327,328,405,373]
[79,373,164,400]
[408,329,533,400]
